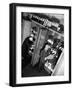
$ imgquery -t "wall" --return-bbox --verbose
[22,20,31,44]
[0,0,73,90]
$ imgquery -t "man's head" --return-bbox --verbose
[44,44,51,51]
[29,34,35,42]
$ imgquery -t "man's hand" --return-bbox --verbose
[45,54,55,61]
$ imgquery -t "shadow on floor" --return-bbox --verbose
[22,63,50,77]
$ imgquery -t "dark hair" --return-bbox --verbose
[32,27,37,31]
[40,42,50,52]
[48,35,54,39]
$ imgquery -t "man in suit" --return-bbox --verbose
[22,34,35,68]
[38,42,52,71]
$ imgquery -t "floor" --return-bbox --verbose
[22,63,51,77]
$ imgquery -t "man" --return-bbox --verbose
[39,38,58,72]
[39,42,52,71]
[22,34,35,68]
